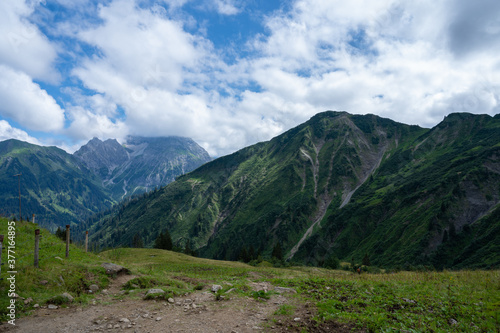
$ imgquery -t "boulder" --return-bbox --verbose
[274,287,297,294]
[145,289,165,298]
[61,292,74,303]
[211,285,223,293]
[101,263,130,276]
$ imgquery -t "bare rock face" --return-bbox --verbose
[74,136,211,200]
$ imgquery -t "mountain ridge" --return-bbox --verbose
[0,135,211,228]
[74,135,212,200]
[84,111,499,269]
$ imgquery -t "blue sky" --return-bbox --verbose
[0,0,499,156]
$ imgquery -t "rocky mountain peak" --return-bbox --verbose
[74,135,211,199]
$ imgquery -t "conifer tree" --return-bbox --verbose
[272,242,283,261]
[362,253,371,266]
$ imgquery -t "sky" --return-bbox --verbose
[0,0,499,157]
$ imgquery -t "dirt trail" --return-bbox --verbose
[1,275,296,333]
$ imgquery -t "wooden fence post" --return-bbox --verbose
[32,214,35,224]
[34,229,40,268]
[85,231,89,253]
[0,235,3,278]
[65,225,70,258]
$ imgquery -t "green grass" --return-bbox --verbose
[1,219,498,332]
[0,218,110,321]
[272,270,500,332]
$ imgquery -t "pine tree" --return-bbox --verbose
[55,227,66,242]
[248,245,256,261]
[362,253,371,266]
[239,247,249,263]
[154,229,174,250]
[132,233,143,248]
[324,254,340,269]
[154,232,163,249]
[272,242,283,261]
[184,239,192,255]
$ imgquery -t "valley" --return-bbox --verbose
[0,111,499,270]
[83,111,500,270]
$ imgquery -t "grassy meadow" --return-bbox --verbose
[0,218,499,332]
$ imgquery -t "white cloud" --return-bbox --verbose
[65,105,128,141]
[48,0,500,156]
[0,65,65,132]
[242,0,500,131]
[75,0,204,91]
[0,0,59,82]
[212,0,241,15]
[0,120,41,145]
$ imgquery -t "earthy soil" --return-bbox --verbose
[0,274,334,333]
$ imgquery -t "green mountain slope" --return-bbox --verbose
[86,111,500,269]
[0,139,114,228]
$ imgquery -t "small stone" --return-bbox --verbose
[211,285,223,293]
[294,318,301,322]
[61,292,74,303]
[167,298,175,303]
[40,280,49,285]
[145,289,165,297]
[34,304,40,308]
[274,287,297,294]
[156,317,162,321]
[184,299,193,304]
[113,324,120,329]
[449,318,458,326]
[24,297,33,305]
[107,324,113,329]
[119,318,130,323]
[48,304,58,310]
[192,303,197,309]
[89,284,99,292]
[102,289,109,295]
[142,314,149,318]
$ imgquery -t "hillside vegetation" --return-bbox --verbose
[85,111,500,269]
[0,140,114,229]
[0,219,498,332]
[0,136,210,228]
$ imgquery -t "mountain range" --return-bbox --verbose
[74,136,211,200]
[0,136,211,228]
[84,111,500,269]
